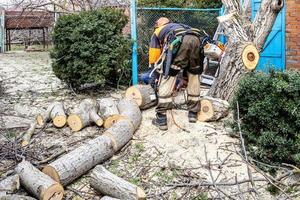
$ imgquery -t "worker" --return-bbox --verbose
[149,17,223,130]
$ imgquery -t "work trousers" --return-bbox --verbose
[156,35,202,115]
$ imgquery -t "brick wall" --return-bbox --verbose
[286,0,300,70]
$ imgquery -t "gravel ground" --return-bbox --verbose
[0,51,290,200]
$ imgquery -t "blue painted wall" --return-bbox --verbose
[252,0,286,71]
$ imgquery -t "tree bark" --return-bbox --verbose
[103,120,135,152]
[67,99,103,132]
[197,96,230,122]
[117,99,142,131]
[42,135,115,186]
[15,161,64,200]
[208,0,284,101]
[21,122,37,147]
[98,98,120,129]
[0,174,20,195]
[90,165,146,200]
[100,196,120,200]
[125,84,157,110]
[36,102,67,128]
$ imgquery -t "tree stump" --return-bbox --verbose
[125,84,157,110]
[42,135,115,186]
[0,174,20,195]
[198,96,229,122]
[36,102,67,128]
[67,99,103,132]
[15,161,64,200]
[117,99,142,131]
[98,98,121,129]
[90,165,146,200]
[103,120,135,152]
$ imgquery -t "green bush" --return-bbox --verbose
[51,9,132,89]
[231,70,300,167]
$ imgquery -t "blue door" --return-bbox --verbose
[252,0,286,71]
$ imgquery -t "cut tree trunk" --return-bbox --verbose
[21,122,37,147]
[0,174,20,195]
[117,99,142,131]
[100,196,120,200]
[36,102,67,128]
[197,96,230,122]
[125,84,157,110]
[15,161,64,200]
[208,0,283,101]
[90,165,146,200]
[98,98,120,129]
[67,99,103,132]
[103,120,135,152]
[42,135,115,186]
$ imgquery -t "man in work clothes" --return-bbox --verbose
[149,17,205,130]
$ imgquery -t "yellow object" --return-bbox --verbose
[149,48,162,64]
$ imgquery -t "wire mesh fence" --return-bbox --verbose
[136,7,221,73]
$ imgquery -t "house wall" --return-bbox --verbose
[286,0,300,70]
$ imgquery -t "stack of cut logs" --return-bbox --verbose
[2,97,146,200]
[125,84,229,122]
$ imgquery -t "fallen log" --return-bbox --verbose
[21,122,37,147]
[0,174,20,195]
[15,160,64,200]
[197,96,229,122]
[98,98,120,129]
[117,99,142,131]
[0,195,36,200]
[67,99,103,132]
[125,84,157,110]
[36,102,67,128]
[90,165,146,200]
[100,196,120,200]
[42,135,115,186]
[103,120,135,152]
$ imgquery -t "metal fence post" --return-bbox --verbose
[130,0,138,85]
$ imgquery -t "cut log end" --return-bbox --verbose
[42,183,64,200]
[67,114,83,132]
[125,86,143,107]
[242,44,260,70]
[36,115,44,126]
[53,116,67,128]
[103,115,125,129]
[21,141,29,147]
[197,99,214,122]
[136,187,146,200]
[95,118,104,127]
[42,166,60,183]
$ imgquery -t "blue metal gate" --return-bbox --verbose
[0,7,4,53]
[252,0,286,71]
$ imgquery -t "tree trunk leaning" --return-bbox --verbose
[42,135,115,186]
[15,161,64,200]
[21,122,37,147]
[36,102,67,128]
[90,165,146,200]
[125,84,157,110]
[98,98,120,129]
[0,174,20,195]
[117,99,142,131]
[197,96,230,122]
[208,0,283,101]
[67,99,103,132]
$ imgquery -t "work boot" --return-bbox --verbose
[152,113,168,131]
[188,111,198,123]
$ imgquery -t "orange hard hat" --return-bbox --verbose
[155,17,170,28]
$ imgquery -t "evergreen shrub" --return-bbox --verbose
[51,8,131,89]
[231,70,300,167]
